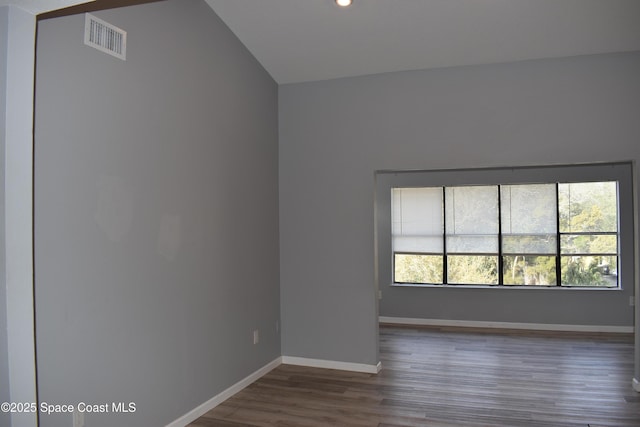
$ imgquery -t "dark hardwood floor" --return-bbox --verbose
[189,325,639,427]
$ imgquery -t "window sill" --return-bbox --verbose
[390,283,621,290]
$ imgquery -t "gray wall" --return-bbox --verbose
[34,1,279,426]
[279,52,640,367]
[0,6,11,427]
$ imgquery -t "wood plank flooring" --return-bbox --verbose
[189,325,639,427]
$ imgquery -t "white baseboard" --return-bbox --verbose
[282,356,382,374]
[165,357,282,427]
[379,316,634,333]
[633,378,640,393]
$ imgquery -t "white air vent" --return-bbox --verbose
[84,13,127,60]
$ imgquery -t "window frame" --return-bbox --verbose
[376,162,634,290]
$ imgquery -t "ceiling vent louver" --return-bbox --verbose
[84,13,127,60]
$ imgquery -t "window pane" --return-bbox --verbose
[392,188,443,253]
[393,236,442,253]
[560,234,617,255]
[447,255,498,284]
[561,256,618,287]
[394,253,443,284]
[502,235,556,254]
[446,235,498,253]
[501,184,557,234]
[501,184,557,255]
[503,256,556,286]
[392,188,443,235]
[445,186,498,254]
[559,182,617,233]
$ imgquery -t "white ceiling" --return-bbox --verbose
[205,0,640,84]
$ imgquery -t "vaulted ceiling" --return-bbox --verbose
[204,0,640,84]
[5,0,640,84]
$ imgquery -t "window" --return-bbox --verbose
[558,182,619,287]
[445,186,499,285]
[378,163,632,289]
[501,184,557,285]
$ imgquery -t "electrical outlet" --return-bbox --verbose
[630,296,635,307]
[276,320,280,333]
[253,329,259,345]
[378,290,382,300]
[73,409,85,427]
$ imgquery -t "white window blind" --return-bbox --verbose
[501,184,557,255]
[445,186,498,254]
[391,188,443,253]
